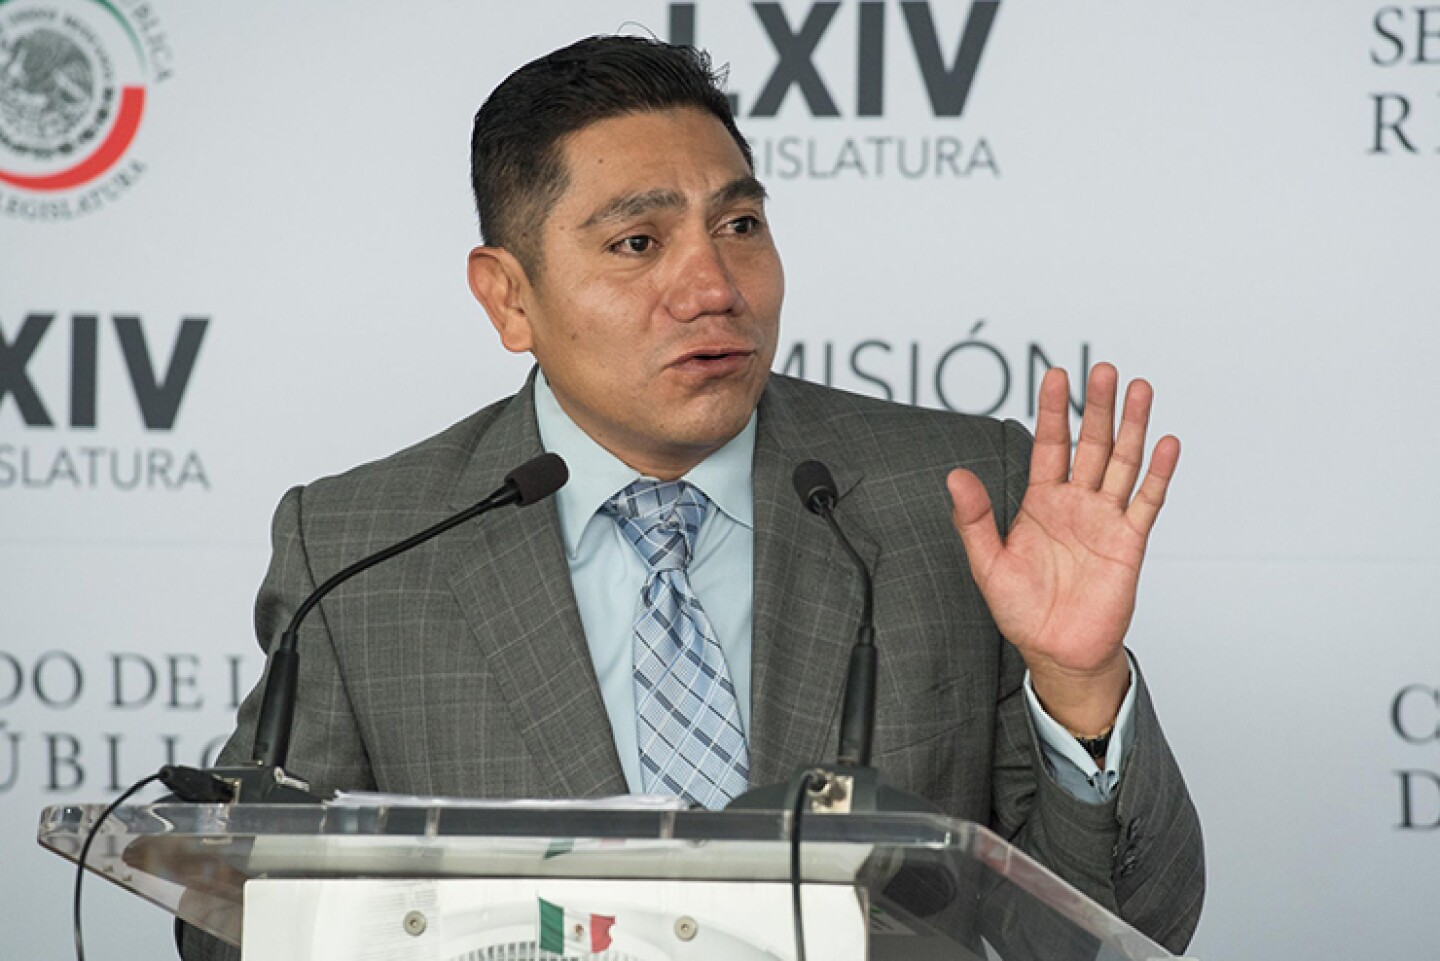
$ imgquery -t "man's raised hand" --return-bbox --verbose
[945,363,1180,734]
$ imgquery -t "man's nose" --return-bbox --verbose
[665,235,742,321]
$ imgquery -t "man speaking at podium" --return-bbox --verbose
[184,35,1202,959]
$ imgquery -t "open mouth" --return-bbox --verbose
[674,349,753,375]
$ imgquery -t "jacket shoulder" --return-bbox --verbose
[763,373,1029,469]
[285,392,521,534]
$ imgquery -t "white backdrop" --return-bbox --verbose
[2,2,1437,959]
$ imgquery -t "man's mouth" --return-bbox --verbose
[672,347,755,375]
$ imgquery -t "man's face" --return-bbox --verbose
[492,108,784,479]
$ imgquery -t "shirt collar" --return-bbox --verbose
[532,371,756,560]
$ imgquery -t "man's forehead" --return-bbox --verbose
[547,108,758,215]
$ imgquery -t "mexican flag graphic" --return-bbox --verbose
[538,897,615,955]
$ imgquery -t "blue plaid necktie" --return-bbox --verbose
[604,479,750,809]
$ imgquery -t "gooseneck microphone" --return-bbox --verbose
[164,452,568,804]
[792,460,876,768]
[732,459,946,958]
[251,452,567,773]
[729,459,937,816]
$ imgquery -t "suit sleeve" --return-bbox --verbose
[986,418,1205,953]
[178,486,376,961]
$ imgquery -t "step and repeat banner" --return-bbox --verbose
[2,2,1436,958]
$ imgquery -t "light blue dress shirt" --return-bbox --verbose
[532,373,1135,803]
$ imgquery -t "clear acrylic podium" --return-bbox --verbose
[39,801,1176,960]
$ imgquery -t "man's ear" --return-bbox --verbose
[468,246,535,354]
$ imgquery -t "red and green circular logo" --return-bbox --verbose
[0,0,170,217]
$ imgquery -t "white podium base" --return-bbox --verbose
[242,876,867,961]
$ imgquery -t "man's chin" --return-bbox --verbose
[648,403,759,468]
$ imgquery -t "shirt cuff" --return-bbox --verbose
[1022,653,1137,804]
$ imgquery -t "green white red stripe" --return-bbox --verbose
[538,897,615,954]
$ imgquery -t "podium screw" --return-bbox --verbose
[403,911,428,937]
[674,916,698,942]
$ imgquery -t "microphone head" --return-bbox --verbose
[793,460,838,514]
[506,452,569,506]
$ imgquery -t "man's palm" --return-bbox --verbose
[947,363,1178,726]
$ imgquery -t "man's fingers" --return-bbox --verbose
[1100,378,1154,505]
[1126,434,1180,533]
[1071,363,1118,490]
[1030,368,1073,487]
[947,468,1003,583]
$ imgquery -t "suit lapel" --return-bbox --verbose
[749,381,880,786]
[441,376,628,798]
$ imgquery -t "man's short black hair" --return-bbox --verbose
[470,35,752,274]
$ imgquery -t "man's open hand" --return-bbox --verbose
[946,363,1179,734]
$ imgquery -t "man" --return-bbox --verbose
[184,35,1202,959]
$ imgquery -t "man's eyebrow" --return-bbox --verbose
[707,176,768,215]
[578,177,769,231]
[579,189,684,230]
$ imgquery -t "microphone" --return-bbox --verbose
[792,460,876,768]
[728,459,936,816]
[734,461,951,933]
[791,459,837,513]
[163,452,568,804]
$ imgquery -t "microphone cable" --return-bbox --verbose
[72,769,165,961]
[784,768,826,961]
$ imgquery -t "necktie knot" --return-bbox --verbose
[604,479,708,573]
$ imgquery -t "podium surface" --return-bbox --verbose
[40,801,1176,960]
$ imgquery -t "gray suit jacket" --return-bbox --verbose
[187,373,1203,957]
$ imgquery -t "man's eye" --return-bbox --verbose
[727,215,762,235]
[612,235,655,254]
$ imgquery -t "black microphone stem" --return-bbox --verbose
[162,452,568,804]
[818,507,876,769]
[795,459,878,770]
[820,509,873,629]
[728,460,937,815]
[248,451,568,774]
[250,487,517,770]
